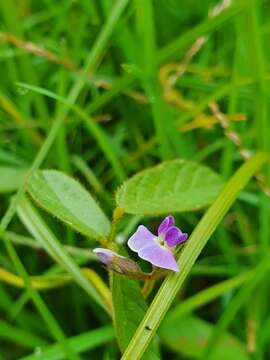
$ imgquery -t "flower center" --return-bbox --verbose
[154,234,166,247]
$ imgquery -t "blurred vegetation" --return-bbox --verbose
[0,0,270,359]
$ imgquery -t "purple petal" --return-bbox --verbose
[127,225,155,252]
[158,215,175,235]
[164,227,188,247]
[138,243,179,272]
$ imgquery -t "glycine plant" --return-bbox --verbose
[25,154,267,359]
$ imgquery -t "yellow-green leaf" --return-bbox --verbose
[116,160,224,215]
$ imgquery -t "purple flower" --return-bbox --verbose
[93,248,141,275]
[127,215,188,272]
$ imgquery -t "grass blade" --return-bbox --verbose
[158,3,245,63]
[21,326,114,360]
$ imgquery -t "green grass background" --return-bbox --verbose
[0,0,270,359]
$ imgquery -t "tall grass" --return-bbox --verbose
[0,0,269,359]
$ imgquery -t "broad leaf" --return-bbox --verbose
[160,315,249,360]
[115,160,224,215]
[112,272,160,359]
[0,167,26,193]
[27,170,110,238]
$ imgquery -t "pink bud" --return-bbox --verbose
[93,248,141,276]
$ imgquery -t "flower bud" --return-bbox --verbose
[93,248,141,276]
[113,207,125,222]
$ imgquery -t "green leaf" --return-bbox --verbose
[27,170,110,238]
[0,167,26,193]
[115,160,224,215]
[112,272,159,359]
[160,315,249,360]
